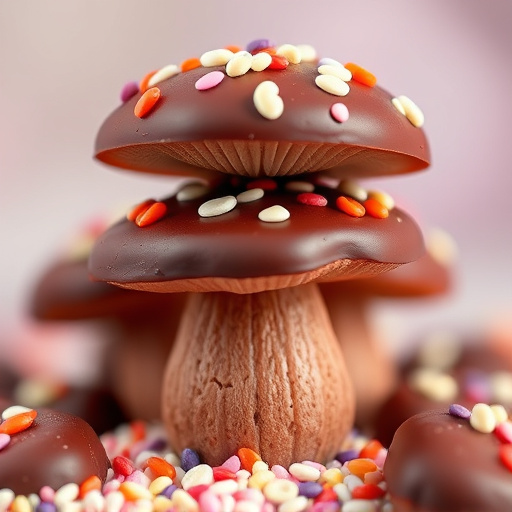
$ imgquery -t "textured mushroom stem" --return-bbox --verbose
[320,284,397,427]
[161,283,355,467]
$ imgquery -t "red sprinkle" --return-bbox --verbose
[134,87,161,118]
[238,447,262,472]
[127,199,156,222]
[144,456,177,479]
[213,466,238,481]
[296,192,328,207]
[112,455,135,477]
[351,484,386,500]
[363,198,389,219]
[187,484,210,501]
[136,201,167,227]
[495,422,512,444]
[336,196,365,217]
[359,439,385,460]
[315,486,338,503]
[268,54,289,70]
[0,410,37,435]
[499,444,512,472]
[130,420,147,443]
[247,179,277,191]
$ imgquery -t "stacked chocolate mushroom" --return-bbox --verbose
[89,40,429,466]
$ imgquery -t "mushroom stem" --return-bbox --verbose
[161,283,355,467]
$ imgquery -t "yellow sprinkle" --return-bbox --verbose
[172,489,199,512]
[153,496,174,512]
[319,467,344,486]
[248,469,276,489]
[252,460,269,473]
[490,404,509,425]
[149,475,174,495]
[119,481,153,501]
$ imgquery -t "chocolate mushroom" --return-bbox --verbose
[30,219,186,421]
[89,41,429,466]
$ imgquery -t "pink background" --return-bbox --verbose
[1,0,511,358]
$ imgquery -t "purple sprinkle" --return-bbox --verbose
[159,484,178,499]
[335,448,358,464]
[246,39,274,53]
[298,481,323,498]
[449,403,471,419]
[36,503,57,512]
[0,433,10,451]
[146,437,168,452]
[181,448,201,471]
[120,81,139,103]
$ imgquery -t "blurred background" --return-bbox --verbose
[1,0,511,367]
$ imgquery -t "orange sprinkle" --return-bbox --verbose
[136,201,167,227]
[144,456,177,479]
[359,439,384,460]
[134,87,161,118]
[336,196,365,217]
[363,198,389,219]
[238,447,262,472]
[79,475,102,498]
[139,70,157,93]
[344,62,377,87]
[347,458,378,480]
[224,45,242,53]
[181,57,202,72]
[252,47,276,56]
[127,199,156,222]
[0,410,37,435]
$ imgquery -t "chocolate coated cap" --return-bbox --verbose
[95,62,429,178]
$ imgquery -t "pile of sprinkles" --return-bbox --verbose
[126,177,395,228]
[121,39,424,128]
[0,406,394,512]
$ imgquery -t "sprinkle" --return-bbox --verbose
[11,496,31,512]
[336,449,359,464]
[149,476,173,495]
[0,490,14,511]
[470,403,497,433]
[119,482,153,501]
[285,181,315,193]
[224,45,242,54]
[341,500,377,512]
[315,75,350,97]
[177,183,210,201]
[449,403,472,419]
[199,491,222,512]
[79,475,102,499]
[268,54,289,70]
[251,52,273,72]
[318,64,352,82]
[209,479,239,495]
[181,448,202,471]
[296,44,317,62]
[490,404,509,425]
[237,188,264,203]
[252,460,270,473]
[200,49,235,67]
[120,81,139,103]
[495,421,512,444]
[195,70,225,91]
[248,469,276,490]
[296,192,327,207]
[408,368,458,402]
[363,198,389,219]
[500,444,512,473]
[338,180,367,202]
[253,81,284,120]
[226,51,253,77]
[366,189,395,211]
[344,63,377,87]
[319,468,343,486]
[289,463,321,482]
[490,372,512,404]
[346,459,378,480]
[127,199,155,222]
[139,70,157,93]
[330,103,350,123]
[393,95,424,127]
[54,483,80,507]
[135,201,167,227]
[343,474,364,493]
[181,464,214,490]
[263,479,299,504]
[238,447,262,472]
[221,455,241,473]
[278,496,309,512]
[391,97,406,116]
[144,456,177,479]
[181,57,202,72]
[148,64,180,87]
[112,455,136,476]
[298,481,323,498]
[134,87,161,118]
[104,491,125,512]
[258,205,290,223]
[212,466,237,482]
[351,484,385,500]
[0,409,37,435]
[359,440,384,460]
[247,39,274,53]
[0,433,10,450]
[198,195,237,217]
[276,44,302,64]
[336,196,365,217]
[2,405,33,420]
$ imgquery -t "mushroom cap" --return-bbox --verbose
[95,57,429,179]
[88,177,425,294]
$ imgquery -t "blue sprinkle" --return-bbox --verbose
[335,448,358,464]
[36,503,57,512]
[159,484,178,499]
[181,448,201,471]
[298,481,323,498]
[449,403,471,419]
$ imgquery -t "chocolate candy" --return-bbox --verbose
[0,408,110,494]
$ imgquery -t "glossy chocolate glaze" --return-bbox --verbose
[385,410,512,511]
[88,179,424,286]
[95,61,429,178]
[0,408,110,494]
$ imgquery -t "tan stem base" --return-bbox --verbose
[161,283,355,467]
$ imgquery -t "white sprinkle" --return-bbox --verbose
[172,489,200,512]
[288,462,321,481]
[253,81,284,120]
[54,483,79,507]
[1,405,33,420]
[198,196,237,218]
[181,464,214,490]
[296,44,317,62]
[285,181,315,193]
[470,403,497,433]
[104,491,125,512]
[252,460,269,473]
[83,490,105,512]
[408,368,458,402]
[366,189,395,210]
[333,482,352,502]
[226,51,253,77]
[278,496,309,512]
[394,95,424,127]
[200,48,234,67]
[342,500,377,512]
[491,372,512,404]
[338,180,368,202]
[276,44,302,64]
[263,479,299,504]
[148,64,180,87]
[318,64,352,82]
[209,479,239,496]
[318,57,344,68]
[258,205,290,223]
[343,474,364,492]
[0,489,15,511]
[237,188,264,203]
[251,52,272,72]
[177,183,210,201]
[391,97,406,116]
[315,74,350,96]
[490,404,509,425]
[234,501,260,512]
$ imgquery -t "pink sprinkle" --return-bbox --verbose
[199,491,222,512]
[495,421,512,444]
[374,448,388,468]
[125,469,150,486]
[0,433,10,451]
[302,460,326,472]
[195,71,225,91]
[271,464,291,479]
[297,193,328,207]
[330,102,350,123]
[233,488,265,505]
[120,81,139,103]
[39,486,55,502]
[221,455,241,473]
